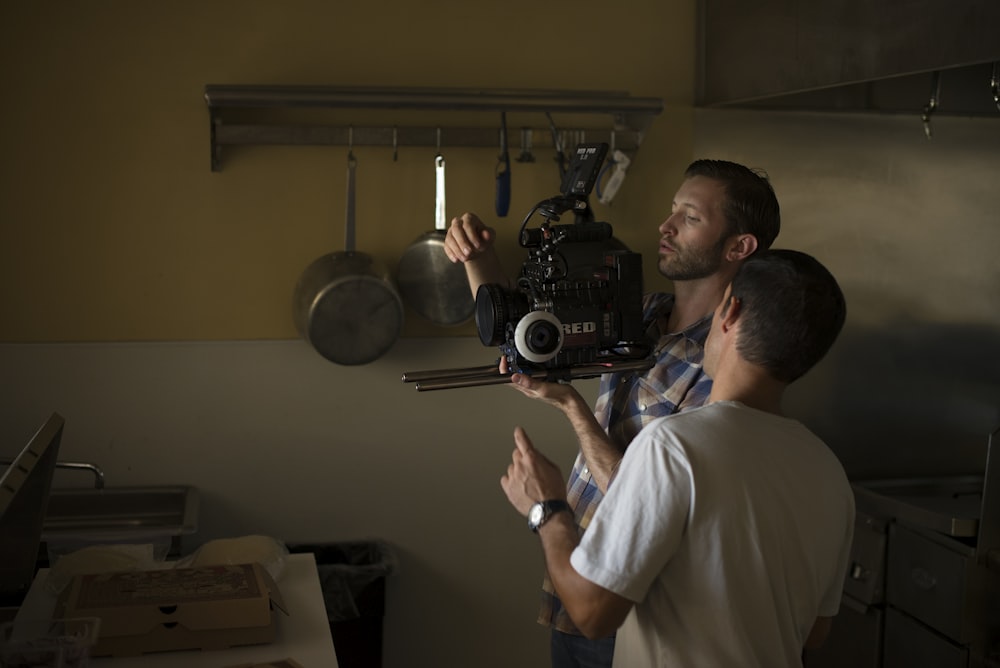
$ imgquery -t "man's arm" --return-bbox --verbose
[508,373,623,493]
[501,426,634,638]
[536,511,634,638]
[444,212,511,296]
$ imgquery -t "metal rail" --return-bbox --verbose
[204,85,663,171]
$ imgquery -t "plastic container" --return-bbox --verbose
[0,617,101,668]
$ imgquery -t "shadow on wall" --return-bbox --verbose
[785,319,1000,481]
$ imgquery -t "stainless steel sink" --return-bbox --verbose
[42,485,199,543]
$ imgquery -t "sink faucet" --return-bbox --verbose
[1,458,106,489]
[55,461,106,489]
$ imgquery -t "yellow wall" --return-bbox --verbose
[0,0,696,342]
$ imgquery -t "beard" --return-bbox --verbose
[658,235,728,281]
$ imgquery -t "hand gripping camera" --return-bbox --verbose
[402,143,654,391]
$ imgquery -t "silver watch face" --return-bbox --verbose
[528,502,545,528]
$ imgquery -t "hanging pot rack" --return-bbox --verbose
[203,85,664,171]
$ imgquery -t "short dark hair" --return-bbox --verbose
[685,159,781,252]
[729,249,846,382]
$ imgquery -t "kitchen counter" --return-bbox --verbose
[13,553,339,668]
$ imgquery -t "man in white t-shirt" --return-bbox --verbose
[501,249,854,668]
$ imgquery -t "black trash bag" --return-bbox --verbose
[287,540,398,622]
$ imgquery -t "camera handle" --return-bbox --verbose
[534,195,588,223]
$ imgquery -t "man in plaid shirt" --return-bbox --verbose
[445,159,781,668]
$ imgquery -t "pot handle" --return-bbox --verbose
[435,148,447,231]
[345,149,358,252]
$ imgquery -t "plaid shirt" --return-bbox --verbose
[538,292,714,633]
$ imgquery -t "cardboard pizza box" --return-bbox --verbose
[59,562,287,657]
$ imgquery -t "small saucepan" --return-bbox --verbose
[396,146,475,326]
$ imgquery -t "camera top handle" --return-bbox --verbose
[518,141,609,247]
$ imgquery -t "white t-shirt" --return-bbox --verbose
[570,401,854,668]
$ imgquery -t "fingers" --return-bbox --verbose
[510,372,532,389]
[506,373,537,400]
[444,212,495,263]
[507,374,578,412]
[502,426,568,517]
[499,467,512,493]
[513,425,534,456]
[500,435,528,511]
[508,372,550,400]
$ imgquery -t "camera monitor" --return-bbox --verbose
[0,412,65,605]
[561,143,609,197]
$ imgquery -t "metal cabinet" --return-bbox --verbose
[845,511,889,606]
[807,426,1000,667]
[883,606,969,668]
[886,523,977,643]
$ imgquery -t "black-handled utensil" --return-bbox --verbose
[495,111,511,217]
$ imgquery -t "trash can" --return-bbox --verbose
[287,541,397,668]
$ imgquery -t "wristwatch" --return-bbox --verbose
[527,499,572,533]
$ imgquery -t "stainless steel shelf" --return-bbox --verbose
[203,85,663,171]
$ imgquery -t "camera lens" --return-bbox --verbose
[527,322,558,350]
[476,284,511,346]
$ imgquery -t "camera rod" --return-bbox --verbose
[401,357,654,392]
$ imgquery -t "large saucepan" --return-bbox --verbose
[293,152,404,365]
[396,147,475,326]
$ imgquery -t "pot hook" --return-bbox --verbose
[345,127,357,252]
[991,62,1000,113]
[495,112,511,217]
[545,111,567,182]
[921,71,941,139]
[517,127,535,163]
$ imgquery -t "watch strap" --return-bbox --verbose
[530,499,572,533]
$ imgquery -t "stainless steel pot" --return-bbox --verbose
[293,153,404,365]
[396,149,474,326]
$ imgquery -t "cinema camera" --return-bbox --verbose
[402,142,654,391]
